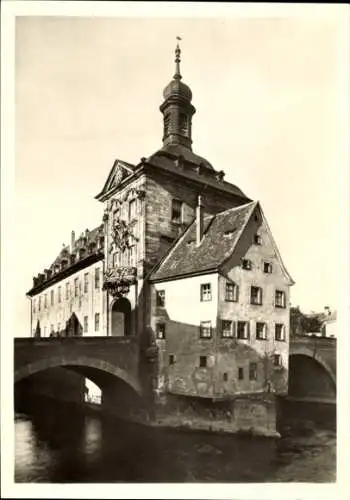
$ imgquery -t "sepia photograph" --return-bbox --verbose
[1,2,349,499]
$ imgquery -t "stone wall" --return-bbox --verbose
[144,171,246,270]
[153,393,279,437]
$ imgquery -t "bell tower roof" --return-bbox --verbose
[160,38,196,150]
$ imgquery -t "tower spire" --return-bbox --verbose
[160,36,196,150]
[174,36,182,80]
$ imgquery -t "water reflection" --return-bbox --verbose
[15,399,336,483]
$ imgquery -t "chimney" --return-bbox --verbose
[196,195,204,246]
[324,306,331,316]
[71,231,75,252]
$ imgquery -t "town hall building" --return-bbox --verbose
[27,42,294,434]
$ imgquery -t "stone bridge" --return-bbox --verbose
[289,335,336,403]
[14,336,149,420]
[14,333,337,417]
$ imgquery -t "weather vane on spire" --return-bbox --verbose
[174,36,182,80]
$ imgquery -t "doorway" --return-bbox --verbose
[111,297,131,336]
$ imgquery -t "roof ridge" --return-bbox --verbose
[217,200,257,217]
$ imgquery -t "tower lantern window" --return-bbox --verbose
[179,113,189,136]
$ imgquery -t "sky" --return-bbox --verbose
[13,13,348,336]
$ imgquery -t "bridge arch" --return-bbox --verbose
[288,346,336,402]
[14,355,142,396]
[289,345,336,386]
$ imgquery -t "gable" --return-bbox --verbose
[95,159,136,201]
[220,202,294,285]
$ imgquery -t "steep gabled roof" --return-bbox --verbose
[149,201,295,285]
[149,201,256,281]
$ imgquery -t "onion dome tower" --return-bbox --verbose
[160,40,196,150]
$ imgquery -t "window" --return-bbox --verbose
[95,313,100,331]
[250,286,263,305]
[223,373,228,382]
[221,320,234,338]
[57,322,61,333]
[164,113,171,136]
[127,245,136,267]
[84,316,88,333]
[254,234,262,245]
[256,322,267,340]
[242,259,252,270]
[169,354,175,365]
[95,268,100,289]
[156,323,166,339]
[274,354,282,366]
[200,321,212,338]
[38,296,41,311]
[199,356,207,368]
[84,273,89,293]
[264,262,272,274]
[225,281,238,302]
[179,113,189,136]
[128,199,136,221]
[237,321,249,339]
[200,283,212,302]
[156,290,165,307]
[44,294,47,309]
[275,290,286,308]
[238,367,244,380]
[74,278,79,297]
[50,324,54,334]
[43,326,47,337]
[50,290,54,305]
[249,362,258,381]
[275,324,286,341]
[66,282,70,300]
[58,286,62,303]
[113,251,121,268]
[171,199,182,223]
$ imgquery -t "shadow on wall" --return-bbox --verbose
[143,316,289,400]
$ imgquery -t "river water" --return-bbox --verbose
[15,400,336,483]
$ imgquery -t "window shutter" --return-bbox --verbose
[246,321,250,339]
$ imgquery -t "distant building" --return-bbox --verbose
[26,42,294,409]
[290,305,337,338]
[320,308,337,338]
